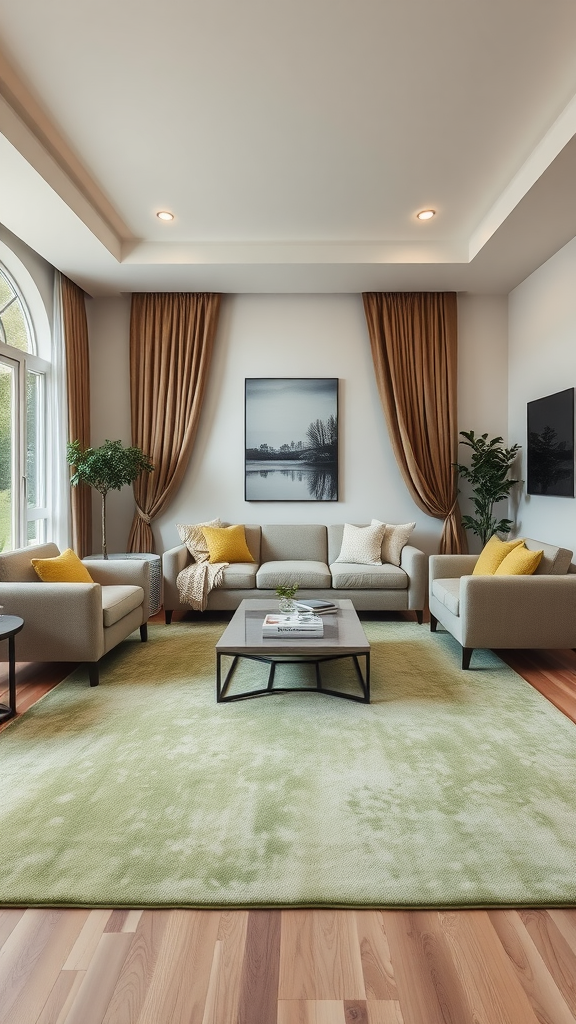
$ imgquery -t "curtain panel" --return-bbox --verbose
[128,292,221,553]
[362,291,467,554]
[60,274,92,558]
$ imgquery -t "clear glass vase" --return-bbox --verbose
[278,597,297,614]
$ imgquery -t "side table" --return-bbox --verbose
[84,553,162,615]
[0,615,24,722]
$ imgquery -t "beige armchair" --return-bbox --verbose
[429,538,576,668]
[0,543,151,686]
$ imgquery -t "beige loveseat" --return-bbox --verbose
[0,544,151,686]
[162,523,427,622]
[429,537,576,668]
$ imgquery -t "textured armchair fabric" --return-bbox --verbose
[0,544,150,685]
[429,541,576,666]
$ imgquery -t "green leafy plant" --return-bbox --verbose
[275,583,299,600]
[67,439,154,558]
[454,431,521,545]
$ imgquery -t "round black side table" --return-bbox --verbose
[0,615,24,723]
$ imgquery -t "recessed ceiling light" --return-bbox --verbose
[156,210,174,221]
[416,209,435,221]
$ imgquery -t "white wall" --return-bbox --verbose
[86,296,133,554]
[87,291,509,557]
[457,294,510,550]
[509,234,576,553]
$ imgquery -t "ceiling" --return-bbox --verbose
[1,0,576,296]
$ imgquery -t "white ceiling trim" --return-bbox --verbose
[469,90,576,261]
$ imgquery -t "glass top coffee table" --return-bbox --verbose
[215,599,370,703]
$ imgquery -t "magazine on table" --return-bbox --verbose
[294,599,337,614]
[262,613,324,638]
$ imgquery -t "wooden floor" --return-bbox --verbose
[2,616,576,1024]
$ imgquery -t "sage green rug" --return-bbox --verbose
[2,619,576,908]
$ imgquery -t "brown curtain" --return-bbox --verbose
[362,292,467,554]
[128,293,221,552]
[61,275,92,557]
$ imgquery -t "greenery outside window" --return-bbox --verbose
[0,262,49,552]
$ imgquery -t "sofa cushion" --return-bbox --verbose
[256,560,332,589]
[219,563,258,590]
[177,519,221,562]
[494,545,543,576]
[260,525,327,563]
[0,543,60,583]
[472,535,525,575]
[371,520,416,566]
[432,578,461,616]
[32,548,94,583]
[330,562,408,590]
[101,585,144,627]
[335,522,386,564]
[524,538,573,575]
[202,524,255,564]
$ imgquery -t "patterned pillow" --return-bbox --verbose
[371,519,415,566]
[335,522,386,564]
[177,519,221,562]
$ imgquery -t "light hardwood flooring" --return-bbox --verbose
[2,613,576,1024]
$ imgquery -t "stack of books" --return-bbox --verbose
[295,599,337,614]
[262,613,324,638]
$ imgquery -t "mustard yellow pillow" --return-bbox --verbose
[201,525,255,564]
[494,545,543,576]
[472,535,525,575]
[31,548,94,583]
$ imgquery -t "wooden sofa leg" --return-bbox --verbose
[462,647,473,670]
[140,623,148,642]
[430,613,438,632]
[88,663,99,687]
[416,610,423,624]
[165,610,173,625]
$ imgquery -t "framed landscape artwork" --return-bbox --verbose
[245,378,338,501]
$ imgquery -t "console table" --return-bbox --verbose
[0,615,24,722]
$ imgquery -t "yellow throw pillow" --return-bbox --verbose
[31,548,94,583]
[201,525,255,564]
[472,535,525,575]
[494,545,543,576]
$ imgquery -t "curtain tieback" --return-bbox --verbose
[136,505,152,526]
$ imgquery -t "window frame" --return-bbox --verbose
[0,260,51,550]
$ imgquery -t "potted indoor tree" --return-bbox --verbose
[67,439,154,558]
[454,430,521,545]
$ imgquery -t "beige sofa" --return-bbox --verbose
[162,523,427,622]
[0,543,151,686]
[429,537,576,668]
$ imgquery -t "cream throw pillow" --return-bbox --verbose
[371,519,416,566]
[335,522,386,564]
[177,519,222,562]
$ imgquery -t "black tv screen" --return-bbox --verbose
[527,387,574,496]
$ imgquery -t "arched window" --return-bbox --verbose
[0,260,50,551]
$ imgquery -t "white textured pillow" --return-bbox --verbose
[335,522,386,564]
[372,519,415,567]
[177,518,221,562]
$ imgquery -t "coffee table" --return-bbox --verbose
[215,599,370,703]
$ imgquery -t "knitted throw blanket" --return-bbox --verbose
[176,560,228,612]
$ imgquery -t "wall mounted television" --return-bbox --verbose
[527,387,574,496]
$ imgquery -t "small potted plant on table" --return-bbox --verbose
[276,583,299,614]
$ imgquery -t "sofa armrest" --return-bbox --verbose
[0,582,105,661]
[84,559,151,622]
[460,574,576,649]
[400,545,428,610]
[162,544,191,610]
[429,554,478,588]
